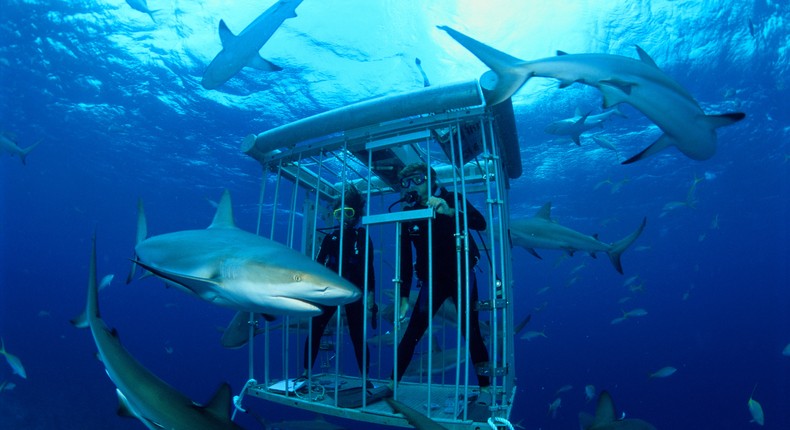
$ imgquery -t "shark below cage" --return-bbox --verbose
[227,80,523,429]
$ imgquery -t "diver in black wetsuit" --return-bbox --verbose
[390,162,492,404]
[303,185,376,376]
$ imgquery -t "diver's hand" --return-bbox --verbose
[427,196,454,216]
[398,297,410,322]
[366,292,376,311]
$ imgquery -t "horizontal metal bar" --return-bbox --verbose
[362,208,434,226]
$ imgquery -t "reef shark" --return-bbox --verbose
[129,190,360,316]
[72,237,244,430]
[510,202,646,274]
[579,390,657,430]
[438,26,745,163]
[544,107,626,146]
[201,0,302,89]
[1,133,41,165]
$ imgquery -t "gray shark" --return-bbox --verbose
[125,0,158,22]
[579,390,657,430]
[201,0,302,89]
[130,190,361,316]
[510,202,646,274]
[544,107,626,146]
[1,133,41,165]
[72,237,244,430]
[438,26,745,163]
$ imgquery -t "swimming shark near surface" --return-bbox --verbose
[579,390,657,430]
[201,0,302,89]
[72,236,244,430]
[129,189,361,317]
[438,26,745,163]
[124,0,158,22]
[510,202,646,274]
[544,107,626,146]
[1,133,41,165]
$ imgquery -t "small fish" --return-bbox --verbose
[584,385,595,403]
[0,338,27,379]
[0,380,16,391]
[710,214,720,230]
[592,135,618,152]
[649,366,677,378]
[623,275,639,287]
[783,342,790,357]
[98,274,115,291]
[547,397,561,418]
[748,384,764,426]
[521,330,548,341]
[625,308,648,318]
[555,384,573,395]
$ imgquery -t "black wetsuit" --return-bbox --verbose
[304,226,375,375]
[393,188,490,387]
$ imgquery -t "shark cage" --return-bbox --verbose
[230,80,523,430]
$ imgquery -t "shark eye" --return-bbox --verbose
[293,274,302,282]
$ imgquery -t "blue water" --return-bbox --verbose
[1,1,788,429]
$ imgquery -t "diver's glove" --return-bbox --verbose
[398,297,410,323]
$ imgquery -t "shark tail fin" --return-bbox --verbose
[437,25,530,105]
[607,217,647,274]
[126,198,148,284]
[19,139,42,165]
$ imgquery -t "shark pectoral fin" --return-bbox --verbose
[599,81,633,109]
[701,112,746,129]
[572,134,582,146]
[116,389,137,418]
[202,383,235,422]
[218,20,236,47]
[247,55,282,72]
[622,134,676,164]
[70,311,88,329]
[527,248,542,259]
[133,260,220,298]
[600,79,636,95]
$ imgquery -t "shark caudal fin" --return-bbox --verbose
[19,139,42,165]
[126,199,148,284]
[437,25,531,106]
[607,217,646,274]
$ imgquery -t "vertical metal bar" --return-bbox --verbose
[424,135,434,417]
[392,220,402,400]
[361,144,373,408]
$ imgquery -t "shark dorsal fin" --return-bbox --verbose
[594,391,617,425]
[535,202,552,220]
[556,50,569,56]
[203,383,234,422]
[209,190,237,229]
[635,45,659,68]
[218,20,236,47]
